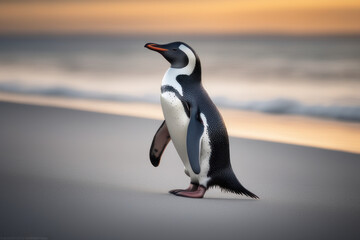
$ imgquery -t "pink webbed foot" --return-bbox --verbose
[169,183,199,195]
[174,185,206,198]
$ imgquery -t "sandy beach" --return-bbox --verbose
[0,101,359,240]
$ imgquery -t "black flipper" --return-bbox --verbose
[186,105,204,174]
[149,121,171,167]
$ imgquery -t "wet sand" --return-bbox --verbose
[0,101,359,240]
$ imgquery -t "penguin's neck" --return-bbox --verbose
[161,44,197,97]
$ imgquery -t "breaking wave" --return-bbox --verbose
[1,82,359,122]
[213,97,360,122]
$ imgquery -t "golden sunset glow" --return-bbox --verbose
[0,0,360,34]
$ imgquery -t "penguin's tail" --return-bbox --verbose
[213,167,259,199]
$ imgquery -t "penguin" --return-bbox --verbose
[145,42,258,199]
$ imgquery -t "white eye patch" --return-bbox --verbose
[161,44,196,96]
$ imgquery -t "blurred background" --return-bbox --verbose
[1,2,360,238]
[0,0,360,121]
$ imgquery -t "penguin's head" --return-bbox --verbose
[145,42,195,68]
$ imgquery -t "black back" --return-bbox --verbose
[161,42,231,177]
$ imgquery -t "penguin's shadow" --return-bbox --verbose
[159,192,258,202]
[204,197,258,202]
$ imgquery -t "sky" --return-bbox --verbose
[0,0,360,35]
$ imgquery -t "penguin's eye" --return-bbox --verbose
[172,48,177,51]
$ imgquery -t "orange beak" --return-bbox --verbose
[144,43,168,52]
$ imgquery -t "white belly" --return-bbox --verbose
[160,91,191,172]
[160,91,211,186]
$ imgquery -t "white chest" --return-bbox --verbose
[160,91,211,186]
[160,91,190,169]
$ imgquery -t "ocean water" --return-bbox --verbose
[0,35,360,121]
